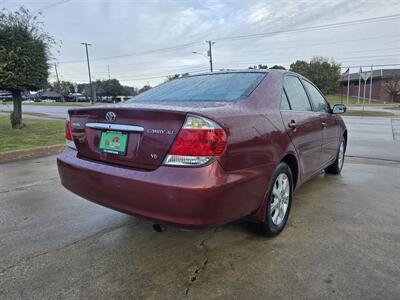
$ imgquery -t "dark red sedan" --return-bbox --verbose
[57,70,347,236]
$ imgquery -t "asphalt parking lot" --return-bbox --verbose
[1,154,400,299]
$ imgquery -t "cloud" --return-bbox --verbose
[3,0,400,87]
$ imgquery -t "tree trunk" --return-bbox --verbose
[10,90,23,129]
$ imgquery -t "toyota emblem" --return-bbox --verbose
[106,111,116,122]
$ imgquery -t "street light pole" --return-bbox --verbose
[206,40,215,72]
[81,42,94,104]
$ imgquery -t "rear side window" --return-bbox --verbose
[283,76,312,111]
[128,73,266,102]
[280,91,291,110]
[302,80,329,112]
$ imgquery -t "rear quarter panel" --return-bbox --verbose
[202,71,295,172]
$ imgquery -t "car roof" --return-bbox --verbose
[186,69,268,77]
[186,68,295,78]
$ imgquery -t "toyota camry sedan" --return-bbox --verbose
[57,70,347,236]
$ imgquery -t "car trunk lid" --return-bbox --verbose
[68,107,187,170]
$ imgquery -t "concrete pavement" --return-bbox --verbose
[1,155,399,299]
[343,116,400,161]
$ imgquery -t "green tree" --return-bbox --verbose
[102,79,124,99]
[138,85,151,94]
[290,57,340,94]
[270,65,286,70]
[52,80,74,101]
[289,60,311,78]
[248,64,268,70]
[0,7,54,128]
[122,85,137,96]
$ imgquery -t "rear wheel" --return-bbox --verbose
[250,162,293,237]
[325,138,346,174]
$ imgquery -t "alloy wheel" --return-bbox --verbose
[338,140,345,169]
[270,173,290,226]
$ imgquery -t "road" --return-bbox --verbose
[1,103,82,119]
[345,116,400,161]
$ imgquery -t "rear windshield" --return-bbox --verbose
[128,72,266,102]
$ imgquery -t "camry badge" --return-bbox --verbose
[106,111,116,122]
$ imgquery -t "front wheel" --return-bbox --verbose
[250,162,293,237]
[325,138,346,174]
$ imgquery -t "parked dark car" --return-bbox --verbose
[57,70,347,236]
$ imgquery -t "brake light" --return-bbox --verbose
[163,115,227,167]
[65,115,76,149]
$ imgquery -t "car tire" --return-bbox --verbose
[325,137,346,175]
[249,162,293,237]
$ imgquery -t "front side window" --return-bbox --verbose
[283,76,312,111]
[128,73,266,102]
[302,80,329,112]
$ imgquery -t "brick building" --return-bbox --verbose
[338,69,400,102]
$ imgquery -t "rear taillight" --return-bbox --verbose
[65,115,76,149]
[163,115,227,167]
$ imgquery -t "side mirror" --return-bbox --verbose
[332,104,346,114]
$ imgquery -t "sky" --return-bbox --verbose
[2,0,400,88]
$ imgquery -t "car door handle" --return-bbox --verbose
[321,121,327,128]
[288,120,297,129]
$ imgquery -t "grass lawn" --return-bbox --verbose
[343,110,394,117]
[326,95,396,106]
[0,115,64,153]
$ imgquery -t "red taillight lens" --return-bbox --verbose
[65,116,76,149]
[65,120,73,141]
[163,115,227,167]
[170,128,227,156]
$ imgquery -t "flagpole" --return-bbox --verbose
[363,73,366,112]
[346,66,350,105]
[369,65,373,104]
[357,67,361,104]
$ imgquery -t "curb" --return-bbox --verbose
[0,144,65,164]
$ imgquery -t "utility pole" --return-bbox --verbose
[54,63,64,102]
[54,63,60,85]
[81,42,94,104]
[206,40,215,72]
[107,64,111,80]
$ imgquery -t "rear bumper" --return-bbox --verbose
[57,148,274,228]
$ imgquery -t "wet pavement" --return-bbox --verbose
[343,116,400,161]
[0,155,399,299]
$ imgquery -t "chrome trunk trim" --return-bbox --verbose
[85,123,144,132]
